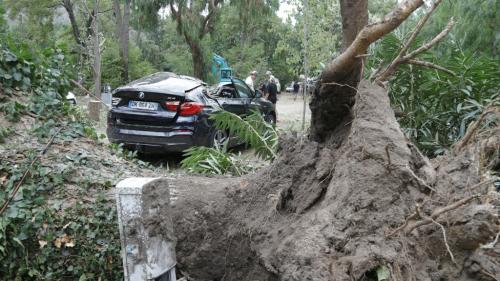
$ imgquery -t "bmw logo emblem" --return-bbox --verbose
[138,92,145,99]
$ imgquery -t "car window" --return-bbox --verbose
[234,80,252,98]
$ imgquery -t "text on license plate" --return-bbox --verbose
[128,101,158,110]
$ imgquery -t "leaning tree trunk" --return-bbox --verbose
[155,1,499,280]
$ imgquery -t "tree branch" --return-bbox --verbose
[406,59,456,75]
[375,0,444,82]
[398,0,443,58]
[374,1,455,83]
[402,18,455,60]
[321,0,425,83]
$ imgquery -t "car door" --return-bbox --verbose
[216,86,246,115]
[232,79,253,116]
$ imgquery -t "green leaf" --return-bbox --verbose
[12,237,24,248]
[376,265,390,281]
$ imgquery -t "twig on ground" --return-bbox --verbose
[0,127,63,215]
[480,269,500,281]
[403,194,480,235]
[403,165,437,193]
[386,204,421,238]
[387,194,480,237]
[429,217,457,265]
[481,232,499,249]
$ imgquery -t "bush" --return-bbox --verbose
[368,33,500,155]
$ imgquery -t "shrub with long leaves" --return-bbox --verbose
[367,31,500,156]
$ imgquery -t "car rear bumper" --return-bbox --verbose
[107,109,212,153]
[107,127,197,152]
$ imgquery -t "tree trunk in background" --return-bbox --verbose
[121,0,130,81]
[189,41,206,80]
[340,0,368,51]
[91,0,101,121]
[62,0,84,48]
[113,0,130,82]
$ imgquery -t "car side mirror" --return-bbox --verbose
[254,90,262,98]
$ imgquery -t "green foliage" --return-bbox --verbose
[0,40,123,280]
[211,110,278,161]
[368,30,500,155]
[0,43,33,92]
[0,125,12,142]
[181,110,278,175]
[181,146,254,176]
[101,40,157,88]
[420,0,499,56]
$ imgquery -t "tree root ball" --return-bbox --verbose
[167,81,499,281]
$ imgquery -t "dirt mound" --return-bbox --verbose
[170,81,499,281]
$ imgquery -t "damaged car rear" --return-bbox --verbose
[107,72,222,153]
[106,72,276,153]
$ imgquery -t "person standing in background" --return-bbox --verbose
[265,71,280,94]
[245,70,258,91]
[266,77,278,122]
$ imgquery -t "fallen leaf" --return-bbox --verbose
[53,238,62,248]
[38,240,48,249]
[60,234,71,244]
[65,241,75,248]
[0,175,7,185]
[62,222,72,230]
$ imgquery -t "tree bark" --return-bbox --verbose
[168,0,221,80]
[61,0,84,48]
[340,0,368,51]
[113,0,130,82]
[309,0,424,142]
[188,40,206,81]
[91,0,101,121]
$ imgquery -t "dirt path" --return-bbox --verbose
[276,92,311,131]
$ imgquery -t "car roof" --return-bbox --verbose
[115,72,205,96]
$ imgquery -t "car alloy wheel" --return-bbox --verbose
[264,113,275,124]
[212,129,228,148]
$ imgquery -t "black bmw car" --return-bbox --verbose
[107,72,276,153]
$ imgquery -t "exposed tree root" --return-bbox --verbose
[166,81,499,281]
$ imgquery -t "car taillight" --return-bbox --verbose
[179,102,204,116]
[164,101,180,111]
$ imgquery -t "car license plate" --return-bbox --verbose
[128,100,158,111]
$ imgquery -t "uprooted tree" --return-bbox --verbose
[156,0,499,280]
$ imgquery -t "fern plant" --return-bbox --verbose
[210,110,278,161]
[181,110,278,175]
[181,147,254,176]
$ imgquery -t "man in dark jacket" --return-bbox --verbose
[266,78,278,105]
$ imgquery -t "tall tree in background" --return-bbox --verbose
[89,0,102,121]
[61,0,85,48]
[167,0,222,80]
[113,0,131,81]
